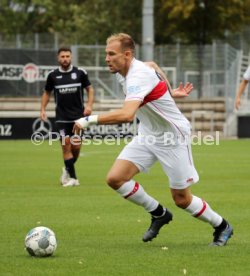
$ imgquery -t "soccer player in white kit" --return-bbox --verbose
[235,66,250,110]
[74,33,233,246]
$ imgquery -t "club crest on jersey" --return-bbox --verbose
[71,73,77,79]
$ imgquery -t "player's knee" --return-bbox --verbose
[172,195,190,209]
[106,173,124,190]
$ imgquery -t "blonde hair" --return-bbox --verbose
[106,33,135,53]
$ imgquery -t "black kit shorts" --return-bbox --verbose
[55,122,77,137]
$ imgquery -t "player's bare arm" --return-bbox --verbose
[172,82,193,98]
[235,79,248,110]
[84,86,94,116]
[144,61,193,98]
[144,61,173,93]
[98,100,140,123]
[144,61,168,80]
[40,90,51,121]
[73,100,141,134]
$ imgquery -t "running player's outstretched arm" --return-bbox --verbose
[145,61,193,98]
[172,82,193,98]
[73,100,141,133]
[144,61,173,95]
[98,100,140,123]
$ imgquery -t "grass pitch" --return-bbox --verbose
[0,139,250,275]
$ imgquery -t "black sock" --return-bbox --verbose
[214,218,227,230]
[150,204,165,217]
[64,158,77,179]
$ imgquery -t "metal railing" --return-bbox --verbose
[0,40,249,112]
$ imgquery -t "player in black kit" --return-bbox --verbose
[40,47,94,187]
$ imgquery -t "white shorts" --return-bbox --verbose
[117,135,199,189]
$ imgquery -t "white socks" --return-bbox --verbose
[185,195,222,227]
[117,183,222,228]
[116,180,158,212]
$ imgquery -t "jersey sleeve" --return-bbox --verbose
[44,72,54,92]
[125,70,159,102]
[79,68,91,88]
[243,66,250,81]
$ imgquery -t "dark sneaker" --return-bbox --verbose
[142,209,173,242]
[210,223,233,246]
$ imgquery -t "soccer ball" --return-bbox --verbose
[25,226,57,257]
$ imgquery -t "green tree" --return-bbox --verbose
[154,0,250,97]
[1,0,250,96]
[1,0,250,46]
[0,0,142,45]
[0,0,49,34]
[155,0,250,44]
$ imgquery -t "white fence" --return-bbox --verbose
[0,42,249,115]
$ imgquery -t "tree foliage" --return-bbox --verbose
[1,0,250,45]
[0,0,142,45]
[155,0,250,44]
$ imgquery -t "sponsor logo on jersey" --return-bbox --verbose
[127,85,141,93]
[56,75,62,79]
[59,87,78,94]
[71,72,77,79]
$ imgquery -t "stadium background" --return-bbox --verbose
[1,0,250,139]
[1,2,250,275]
[1,31,250,139]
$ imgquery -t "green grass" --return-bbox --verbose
[1,139,250,275]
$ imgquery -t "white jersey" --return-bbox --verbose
[243,66,250,81]
[116,58,191,141]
